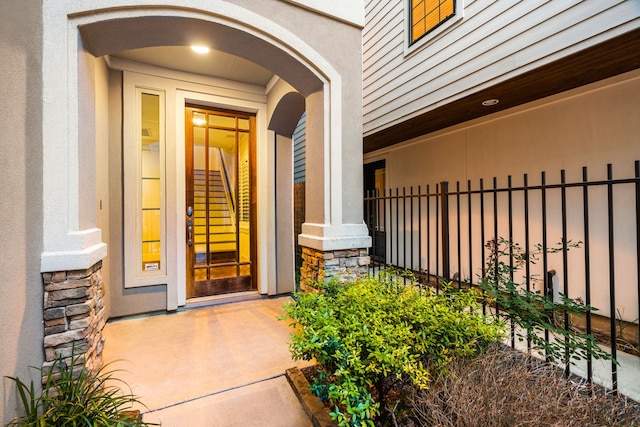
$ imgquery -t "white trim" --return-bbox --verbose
[298,223,371,251]
[109,57,267,98]
[123,85,168,288]
[41,227,107,272]
[40,244,108,273]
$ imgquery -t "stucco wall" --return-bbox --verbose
[41,0,368,302]
[371,70,640,189]
[226,0,365,224]
[365,69,640,321]
[0,0,44,423]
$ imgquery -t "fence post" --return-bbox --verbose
[440,181,450,280]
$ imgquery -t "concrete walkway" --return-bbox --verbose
[102,295,314,426]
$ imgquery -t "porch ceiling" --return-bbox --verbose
[111,46,275,87]
[79,16,323,96]
[363,27,640,154]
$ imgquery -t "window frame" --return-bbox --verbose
[124,86,168,288]
[405,0,465,55]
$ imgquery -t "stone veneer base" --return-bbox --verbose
[299,247,370,290]
[42,260,106,379]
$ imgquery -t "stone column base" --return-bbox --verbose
[42,261,106,379]
[299,247,370,291]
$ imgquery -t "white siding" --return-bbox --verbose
[363,0,640,136]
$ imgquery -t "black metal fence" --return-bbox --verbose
[364,161,640,394]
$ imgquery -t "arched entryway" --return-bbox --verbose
[39,0,369,370]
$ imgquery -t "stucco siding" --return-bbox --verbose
[363,0,640,136]
[283,0,364,26]
[365,70,640,321]
[0,0,44,424]
[374,71,640,189]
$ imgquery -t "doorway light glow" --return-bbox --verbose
[191,45,210,54]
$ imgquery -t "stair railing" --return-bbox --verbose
[217,148,236,217]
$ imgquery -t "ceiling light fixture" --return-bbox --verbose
[191,45,210,54]
[482,98,499,106]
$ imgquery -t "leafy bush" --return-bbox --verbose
[282,271,503,426]
[6,350,156,427]
[479,237,616,365]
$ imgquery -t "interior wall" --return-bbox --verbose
[0,0,44,423]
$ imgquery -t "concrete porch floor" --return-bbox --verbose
[102,295,314,426]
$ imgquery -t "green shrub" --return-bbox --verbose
[479,237,617,366]
[282,271,503,426]
[6,350,156,427]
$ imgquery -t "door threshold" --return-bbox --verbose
[185,291,262,309]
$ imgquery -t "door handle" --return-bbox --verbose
[187,218,193,246]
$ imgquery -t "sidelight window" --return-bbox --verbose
[125,87,166,286]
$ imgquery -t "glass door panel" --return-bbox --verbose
[141,92,162,272]
[185,107,255,298]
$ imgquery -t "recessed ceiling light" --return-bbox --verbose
[191,45,210,54]
[482,98,499,106]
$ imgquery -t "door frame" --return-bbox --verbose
[184,105,258,298]
[175,89,269,306]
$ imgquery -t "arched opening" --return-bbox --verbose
[37,0,367,397]
[63,9,334,314]
[269,92,306,137]
[79,16,324,96]
[268,89,306,293]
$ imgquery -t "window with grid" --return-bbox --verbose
[411,0,455,43]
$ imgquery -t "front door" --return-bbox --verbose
[185,106,256,298]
